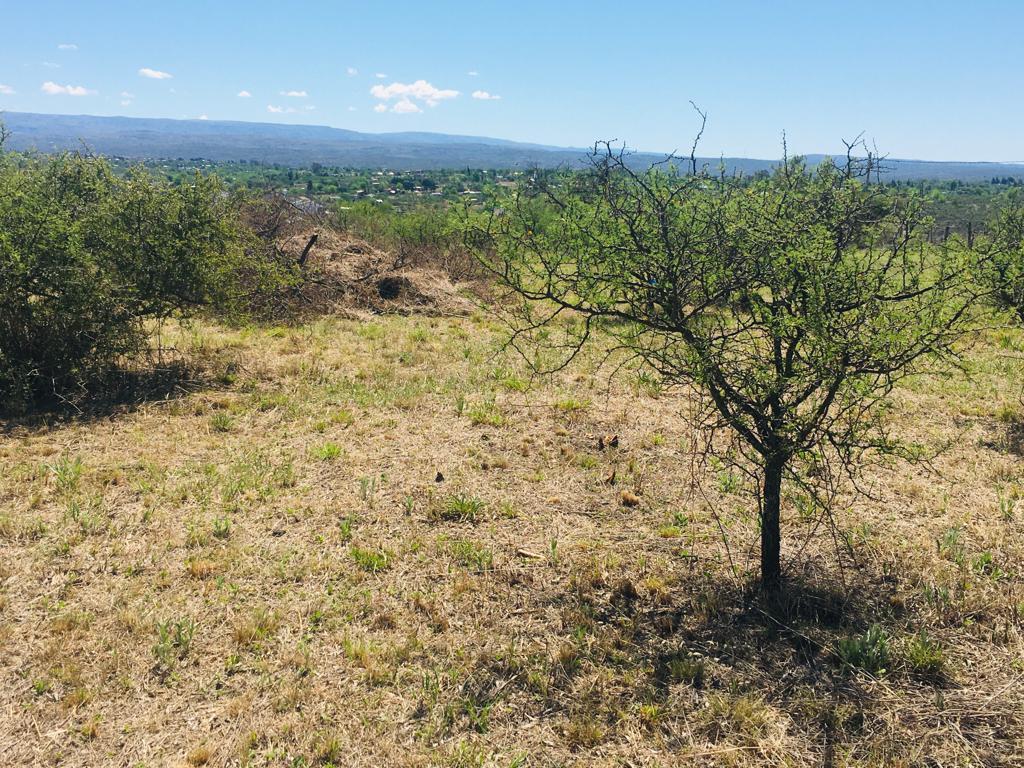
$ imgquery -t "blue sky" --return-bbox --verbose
[0,0,1021,161]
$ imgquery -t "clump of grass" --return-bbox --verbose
[554,396,590,414]
[837,625,890,675]
[311,733,342,766]
[331,408,355,427]
[668,655,705,687]
[49,454,84,495]
[153,617,197,674]
[338,515,355,542]
[212,516,231,540]
[501,375,528,392]
[433,493,486,523]
[701,693,774,746]
[467,399,504,427]
[233,607,279,648]
[937,526,966,565]
[903,631,945,678]
[272,460,297,488]
[447,538,494,570]
[565,718,604,749]
[313,441,343,461]
[253,391,290,412]
[350,545,392,572]
[209,412,234,432]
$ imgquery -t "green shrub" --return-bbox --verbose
[0,137,288,410]
[837,625,890,675]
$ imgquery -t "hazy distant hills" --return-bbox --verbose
[2,111,1021,181]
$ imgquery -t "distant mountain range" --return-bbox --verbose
[2,111,1021,182]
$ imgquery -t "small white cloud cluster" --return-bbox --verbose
[347,67,358,77]
[370,79,459,114]
[237,90,252,98]
[471,90,501,100]
[57,43,77,50]
[267,104,316,114]
[120,90,134,106]
[280,90,307,97]
[138,67,172,80]
[0,84,15,95]
[41,81,94,96]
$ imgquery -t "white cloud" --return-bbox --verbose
[120,90,134,106]
[138,67,172,80]
[375,73,387,79]
[471,90,501,100]
[370,79,459,109]
[42,61,60,69]
[280,89,307,97]
[120,100,132,106]
[373,103,387,113]
[267,104,286,113]
[237,89,252,98]
[467,70,479,76]
[197,114,209,120]
[346,67,358,76]
[41,81,95,96]
[57,43,77,50]
[348,106,357,111]
[0,84,15,95]
[391,97,422,114]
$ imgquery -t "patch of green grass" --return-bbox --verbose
[904,631,945,678]
[554,396,590,414]
[501,375,528,392]
[209,412,234,432]
[153,617,197,675]
[467,400,504,427]
[838,625,890,675]
[350,545,392,572]
[313,441,343,461]
[668,655,705,687]
[446,538,494,570]
[338,515,355,542]
[49,454,83,495]
[212,516,231,540]
[434,493,486,523]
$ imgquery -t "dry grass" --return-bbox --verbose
[1,314,1024,766]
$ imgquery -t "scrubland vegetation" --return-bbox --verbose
[3,129,1024,766]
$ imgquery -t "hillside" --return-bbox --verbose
[3,111,1022,180]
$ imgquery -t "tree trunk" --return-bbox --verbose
[760,456,784,592]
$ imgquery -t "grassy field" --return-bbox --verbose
[2,313,1024,767]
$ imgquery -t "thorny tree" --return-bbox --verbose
[470,136,978,592]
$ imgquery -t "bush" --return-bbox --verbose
[0,141,287,410]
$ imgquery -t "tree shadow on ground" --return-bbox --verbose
[454,559,1012,764]
[0,360,229,433]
